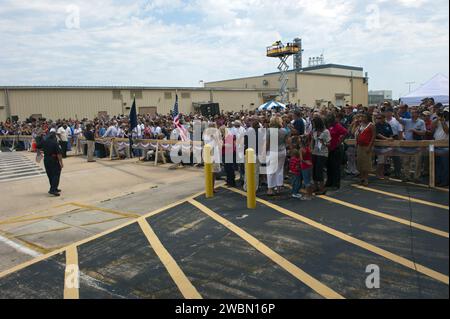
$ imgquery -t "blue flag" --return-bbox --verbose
[129,98,138,130]
[128,98,138,158]
[172,94,179,117]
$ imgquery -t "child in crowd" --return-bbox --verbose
[289,148,302,198]
[300,136,313,200]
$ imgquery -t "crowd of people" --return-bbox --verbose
[1,99,449,197]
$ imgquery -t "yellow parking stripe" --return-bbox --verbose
[68,202,141,219]
[138,218,202,299]
[370,175,449,192]
[0,188,211,280]
[351,184,449,210]
[226,187,449,285]
[188,199,344,299]
[318,195,449,238]
[64,245,79,299]
[0,215,63,226]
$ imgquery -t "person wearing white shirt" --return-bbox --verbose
[103,122,118,138]
[385,108,403,178]
[203,122,222,189]
[154,126,162,136]
[56,123,69,158]
[73,124,83,154]
[396,108,426,182]
[230,120,246,183]
[103,121,119,158]
[131,121,144,157]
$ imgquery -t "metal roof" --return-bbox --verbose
[0,85,275,92]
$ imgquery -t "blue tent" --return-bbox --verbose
[258,100,287,111]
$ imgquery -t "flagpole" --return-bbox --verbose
[130,94,136,160]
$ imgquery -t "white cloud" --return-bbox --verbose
[0,0,448,98]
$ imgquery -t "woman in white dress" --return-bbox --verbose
[203,122,223,191]
[266,117,288,196]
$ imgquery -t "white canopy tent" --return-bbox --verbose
[400,74,449,106]
[258,100,287,111]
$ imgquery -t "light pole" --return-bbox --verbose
[405,81,415,93]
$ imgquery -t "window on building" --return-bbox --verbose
[130,90,143,99]
[181,92,191,99]
[164,92,172,99]
[112,90,122,100]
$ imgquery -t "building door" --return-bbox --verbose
[98,111,108,120]
[139,107,157,117]
[30,114,42,120]
[0,106,6,122]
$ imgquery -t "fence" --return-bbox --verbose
[75,137,203,166]
[345,139,449,188]
[1,135,448,188]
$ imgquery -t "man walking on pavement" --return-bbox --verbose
[41,131,64,196]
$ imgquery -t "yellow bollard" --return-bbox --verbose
[246,148,256,209]
[204,144,214,198]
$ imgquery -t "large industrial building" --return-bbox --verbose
[0,64,369,122]
[205,64,369,108]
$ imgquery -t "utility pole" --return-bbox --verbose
[405,81,415,93]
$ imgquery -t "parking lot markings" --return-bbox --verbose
[188,199,344,299]
[226,187,449,285]
[138,218,202,299]
[352,184,449,210]
[318,195,449,238]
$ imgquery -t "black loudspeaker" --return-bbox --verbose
[200,103,220,117]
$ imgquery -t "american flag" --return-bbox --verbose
[172,94,189,141]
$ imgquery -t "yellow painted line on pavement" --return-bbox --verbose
[188,199,344,299]
[226,187,449,285]
[370,175,449,192]
[15,227,72,239]
[318,195,449,238]
[0,204,83,226]
[138,218,202,299]
[0,229,49,254]
[80,217,128,227]
[0,187,213,280]
[351,184,449,210]
[64,245,79,299]
[68,202,141,219]
[0,215,61,226]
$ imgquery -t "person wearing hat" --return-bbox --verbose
[421,111,433,140]
[41,131,64,196]
[432,106,449,187]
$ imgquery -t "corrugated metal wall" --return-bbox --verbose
[297,73,368,106]
[3,88,265,121]
[0,90,6,122]
[8,89,122,120]
[205,73,297,90]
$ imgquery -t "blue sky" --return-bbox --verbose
[0,0,448,98]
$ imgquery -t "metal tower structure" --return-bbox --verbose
[266,41,300,104]
[293,38,303,70]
